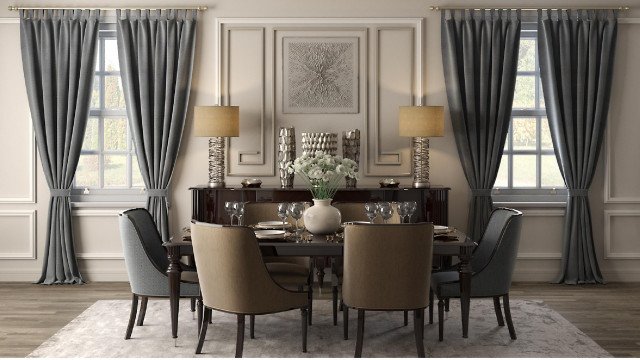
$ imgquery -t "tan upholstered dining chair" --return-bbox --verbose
[342,223,434,358]
[191,222,310,357]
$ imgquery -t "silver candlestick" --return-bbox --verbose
[342,129,360,188]
[277,127,296,188]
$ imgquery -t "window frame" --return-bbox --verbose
[72,23,146,204]
[493,23,567,203]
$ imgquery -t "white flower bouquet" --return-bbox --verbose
[286,151,359,199]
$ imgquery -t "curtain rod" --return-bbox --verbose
[430,6,630,11]
[8,5,208,11]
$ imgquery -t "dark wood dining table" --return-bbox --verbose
[163,230,476,340]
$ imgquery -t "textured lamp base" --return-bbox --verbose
[208,137,226,188]
[412,137,430,188]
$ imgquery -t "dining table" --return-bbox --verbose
[163,228,476,340]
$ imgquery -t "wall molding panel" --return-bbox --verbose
[0,210,36,260]
[516,209,564,260]
[604,210,640,260]
[72,209,125,260]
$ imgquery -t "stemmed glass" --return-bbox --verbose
[225,201,235,225]
[397,202,408,223]
[364,202,378,223]
[404,201,417,224]
[233,202,246,226]
[377,202,394,224]
[277,203,289,231]
[287,202,305,236]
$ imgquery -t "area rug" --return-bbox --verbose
[28,299,609,358]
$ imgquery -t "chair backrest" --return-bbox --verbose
[470,208,523,296]
[244,202,294,226]
[190,222,306,314]
[342,223,434,310]
[119,209,171,295]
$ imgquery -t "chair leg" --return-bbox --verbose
[493,296,505,326]
[308,283,313,326]
[249,315,255,339]
[355,309,365,358]
[404,311,409,326]
[196,308,211,354]
[438,299,444,342]
[339,298,344,311]
[332,285,339,325]
[125,294,138,340]
[236,314,245,358]
[197,297,203,334]
[428,288,434,324]
[413,309,425,358]
[445,298,450,312]
[503,293,517,340]
[301,308,308,353]
[190,297,196,312]
[136,296,148,326]
[343,305,349,340]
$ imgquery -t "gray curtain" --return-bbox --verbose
[20,9,100,284]
[441,10,521,241]
[538,10,618,284]
[116,9,197,242]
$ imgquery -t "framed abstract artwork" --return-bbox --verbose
[282,37,359,114]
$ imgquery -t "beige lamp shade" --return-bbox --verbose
[398,106,444,137]
[193,106,240,137]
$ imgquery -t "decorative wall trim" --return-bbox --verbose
[0,210,36,260]
[76,252,125,260]
[0,20,36,204]
[604,20,640,203]
[72,209,125,260]
[516,209,564,260]
[604,210,640,259]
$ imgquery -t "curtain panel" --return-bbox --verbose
[20,9,100,284]
[538,9,618,284]
[441,9,521,241]
[116,9,198,242]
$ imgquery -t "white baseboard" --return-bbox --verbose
[0,269,129,282]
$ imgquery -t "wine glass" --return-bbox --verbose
[377,202,393,224]
[233,202,246,226]
[364,202,378,223]
[277,203,289,231]
[397,202,408,224]
[287,202,305,235]
[224,201,236,225]
[404,201,417,223]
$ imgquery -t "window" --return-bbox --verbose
[494,25,565,201]
[73,25,144,201]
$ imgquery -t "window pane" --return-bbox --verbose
[513,75,536,109]
[91,76,100,109]
[540,117,553,150]
[75,155,100,187]
[512,117,537,151]
[541,155,564,187]
[104,76,126,110]
[495,156,508,188]
[104,117,127,151]
[131,155,144,187]
[538,78,546,109]
[104,39,119,71]
[512,155,537,187]
[82,117,99,150]
[104,154,127,187]
[518,39,536,72]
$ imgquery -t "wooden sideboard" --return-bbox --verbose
[191,186,450,226]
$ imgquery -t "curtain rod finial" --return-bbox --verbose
[8,5,17,11]
[198,6,208,11]
[430,6,439,11]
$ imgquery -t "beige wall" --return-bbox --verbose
[1,0,640,282]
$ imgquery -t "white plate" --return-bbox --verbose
[256,221,291,229]
[342,221,372,226]
[434,225,451,234]
[254,229,286,239]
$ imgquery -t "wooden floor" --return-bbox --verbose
[1,282,639,357]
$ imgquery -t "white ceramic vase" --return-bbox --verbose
[303,198,342,235]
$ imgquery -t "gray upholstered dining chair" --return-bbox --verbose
[119,208,201,340]
[342,223,434,358]
[430,207,523,341]
[191,222,309,357]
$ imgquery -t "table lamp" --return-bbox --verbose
[399,106,444,188]
[194,105,240,188]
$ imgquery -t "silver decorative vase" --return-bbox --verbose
[301,132,338,156]
[277,127,296,188]
[342,129,360,188]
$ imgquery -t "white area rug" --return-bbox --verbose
[29,299,610,358]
